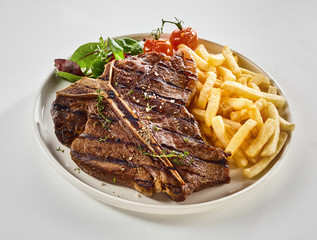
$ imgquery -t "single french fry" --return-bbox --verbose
[232,148,249,167]
[243,132,288,178]
[261,102,280,157]
[250,73,271,89]
[211,116,230,147]
[248,81,261,91]
[224,124,249,167]
[236,75,248,85]
[208,53,225,66]
[197,72,217,109]
[230,109,249,122]
[194,44,210,61]
[223,118,242,130]
[245,118,277,157]
[221,97,253,110]
[240,67,257,76]
[218,66,236,81]
[268,86,277,94]
[222,46,241,78]
[254,98,267,111]
[221,81,286,107]
[247,156,260,165]
[191,108,206,122]
[279,116,295,131]
[241,73,254,81]
[178,44,215,72]
[225,119,257,156]
[205,88,221,127]
[197,69,207,83]
[214,79,223,88]
[248,105,264,130]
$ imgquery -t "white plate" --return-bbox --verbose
[33,34,293,215]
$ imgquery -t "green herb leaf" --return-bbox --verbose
[108,37,125,60]
[56,147,65,153]
[98,136,108,142]
[55,71,83,82]
[91,60,107,78]
[70,42,105,74]
[115,38,144,55]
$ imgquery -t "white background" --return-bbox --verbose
[1,0,316,239]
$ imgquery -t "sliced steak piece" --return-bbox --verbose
[51,49,230,201]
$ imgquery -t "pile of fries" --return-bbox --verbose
[178,43,295,178]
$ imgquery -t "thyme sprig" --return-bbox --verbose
[96,89,113,129]
[142,149,190,165]
[56,147,64,153]
[98,136,108,142]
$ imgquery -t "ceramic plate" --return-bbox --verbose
[33,33,293,215]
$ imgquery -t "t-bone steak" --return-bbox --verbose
[51,49,230,201]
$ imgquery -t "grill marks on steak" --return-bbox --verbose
[53,80,189,199]
[51,50,230,201]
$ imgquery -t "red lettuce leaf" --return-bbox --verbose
[54,59,85,77]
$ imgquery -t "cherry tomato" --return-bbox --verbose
[143,38,173,56]
[170,27,198,51]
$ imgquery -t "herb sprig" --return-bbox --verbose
[56,147,64,153]
[141,148,191,166]
[96,89,113,129]
[98,136,108,142]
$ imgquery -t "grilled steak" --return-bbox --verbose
[51,49,230,201]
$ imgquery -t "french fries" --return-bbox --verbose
[221,81,286,107]
[197,72,217,109]
[221,97,253,110]
[205,88,221,127]
[245,118,277,157]
[182,43,295,178]
[222,46,241,78]
[225,119,257,156]
[218,66,236,81]
[260,102,280,157]
[178,44,215,72]
[243,132,288,178]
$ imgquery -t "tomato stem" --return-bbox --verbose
[161,17,184,30]
[151,28,162,40]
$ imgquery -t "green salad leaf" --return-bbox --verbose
[54,36,144,82]
[70,42,105,75]
[91,59,108,78]
[55,71,83,82]
[107,37,125,60]
[115,38,144,55]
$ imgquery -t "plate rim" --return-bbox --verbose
[33,34,293,215]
